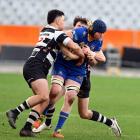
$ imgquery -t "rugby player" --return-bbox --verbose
[6,9,85,137]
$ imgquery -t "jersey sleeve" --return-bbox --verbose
[90,40,103,52]
[72,27,86,43]
[54,30,71,46]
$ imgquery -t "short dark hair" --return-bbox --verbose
[47,9,64,24]
[73,16,87,27]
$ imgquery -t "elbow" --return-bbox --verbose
[101,56,106,62]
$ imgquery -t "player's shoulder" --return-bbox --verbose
[73,27,88,42]
[55,30,65,36]
[73,26,87,34]
[41,25,56,32]
[54,30,68,40]
[90,39,103,51]
[43,25,65,34]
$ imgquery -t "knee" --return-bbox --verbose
[50,84,62,98]
[39,94,49,102]
[66,92,76,106]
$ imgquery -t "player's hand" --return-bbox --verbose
[76,57,85,66]
[87,51,96,60]
[82,45,90,55]
[87,51,98,66]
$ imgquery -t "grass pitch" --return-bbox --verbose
[0,73,140,140]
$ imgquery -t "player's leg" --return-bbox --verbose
[52,79,81,138]
[41,76,66,127]
[6,59,50,129]
[78,76,112,124]
[19,78,50,137]
[49,75,65,104]
[41,75,65,124]
[32,59,67,132]
[7,59,50,136]
[32,60,66,130]
[78,77,121,137]
[32,105,55,133]
[78,96,114,126]
[6,79,49,128]
[32,75,65,133]
[77,76,92,118]
[78,98,121,136]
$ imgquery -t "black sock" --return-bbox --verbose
[13,100,30,115]
[23,109,40,130]
[42,104,52,115]
[45,106,55,126]
[90,110,112,127]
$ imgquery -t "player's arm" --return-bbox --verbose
[87,50,106,66]
[95,50,106,62]
[61,30,80,59]
[64,39,85,65]
[87,40,106,66]
[82,44,106,65]
[55,31,85,65]
[65,41,84,57]
[60,44,79,60]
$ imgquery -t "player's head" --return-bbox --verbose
[47,9,65,30]
[73,16,88,28]
[88,19,107,40]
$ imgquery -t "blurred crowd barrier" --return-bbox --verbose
[0,25,140,51]
[0,25,40,46]
[0,25,140,68]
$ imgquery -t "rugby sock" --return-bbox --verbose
[13,100,30,115]
[54,111,69,132]
[42,104,53,115]
[23,109,40,130]
[90,110,112,127]
[45,106,55,126]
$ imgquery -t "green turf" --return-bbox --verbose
[0,73,140,140]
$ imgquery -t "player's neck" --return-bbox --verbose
[88,34,94,42]
[49,23,59,30]
[64,30,72,38]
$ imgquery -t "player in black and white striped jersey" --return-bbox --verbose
[6,9,85,137]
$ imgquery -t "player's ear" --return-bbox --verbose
[55,17,60,25]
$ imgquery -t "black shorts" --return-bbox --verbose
[23,57,51,87]
[77,75,91,98]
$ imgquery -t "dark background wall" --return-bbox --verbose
[0,45,33,61]
[0,45,140,68]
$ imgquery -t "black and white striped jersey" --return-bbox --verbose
[29,25,70,65]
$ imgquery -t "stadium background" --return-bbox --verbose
[0,0,140,140]
[0,0,140,69]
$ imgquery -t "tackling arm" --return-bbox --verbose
[64,30,85,59]
[65,40,85,65]
[87,49,106,66]
[60,44,80,60]
[95,50,106,62]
